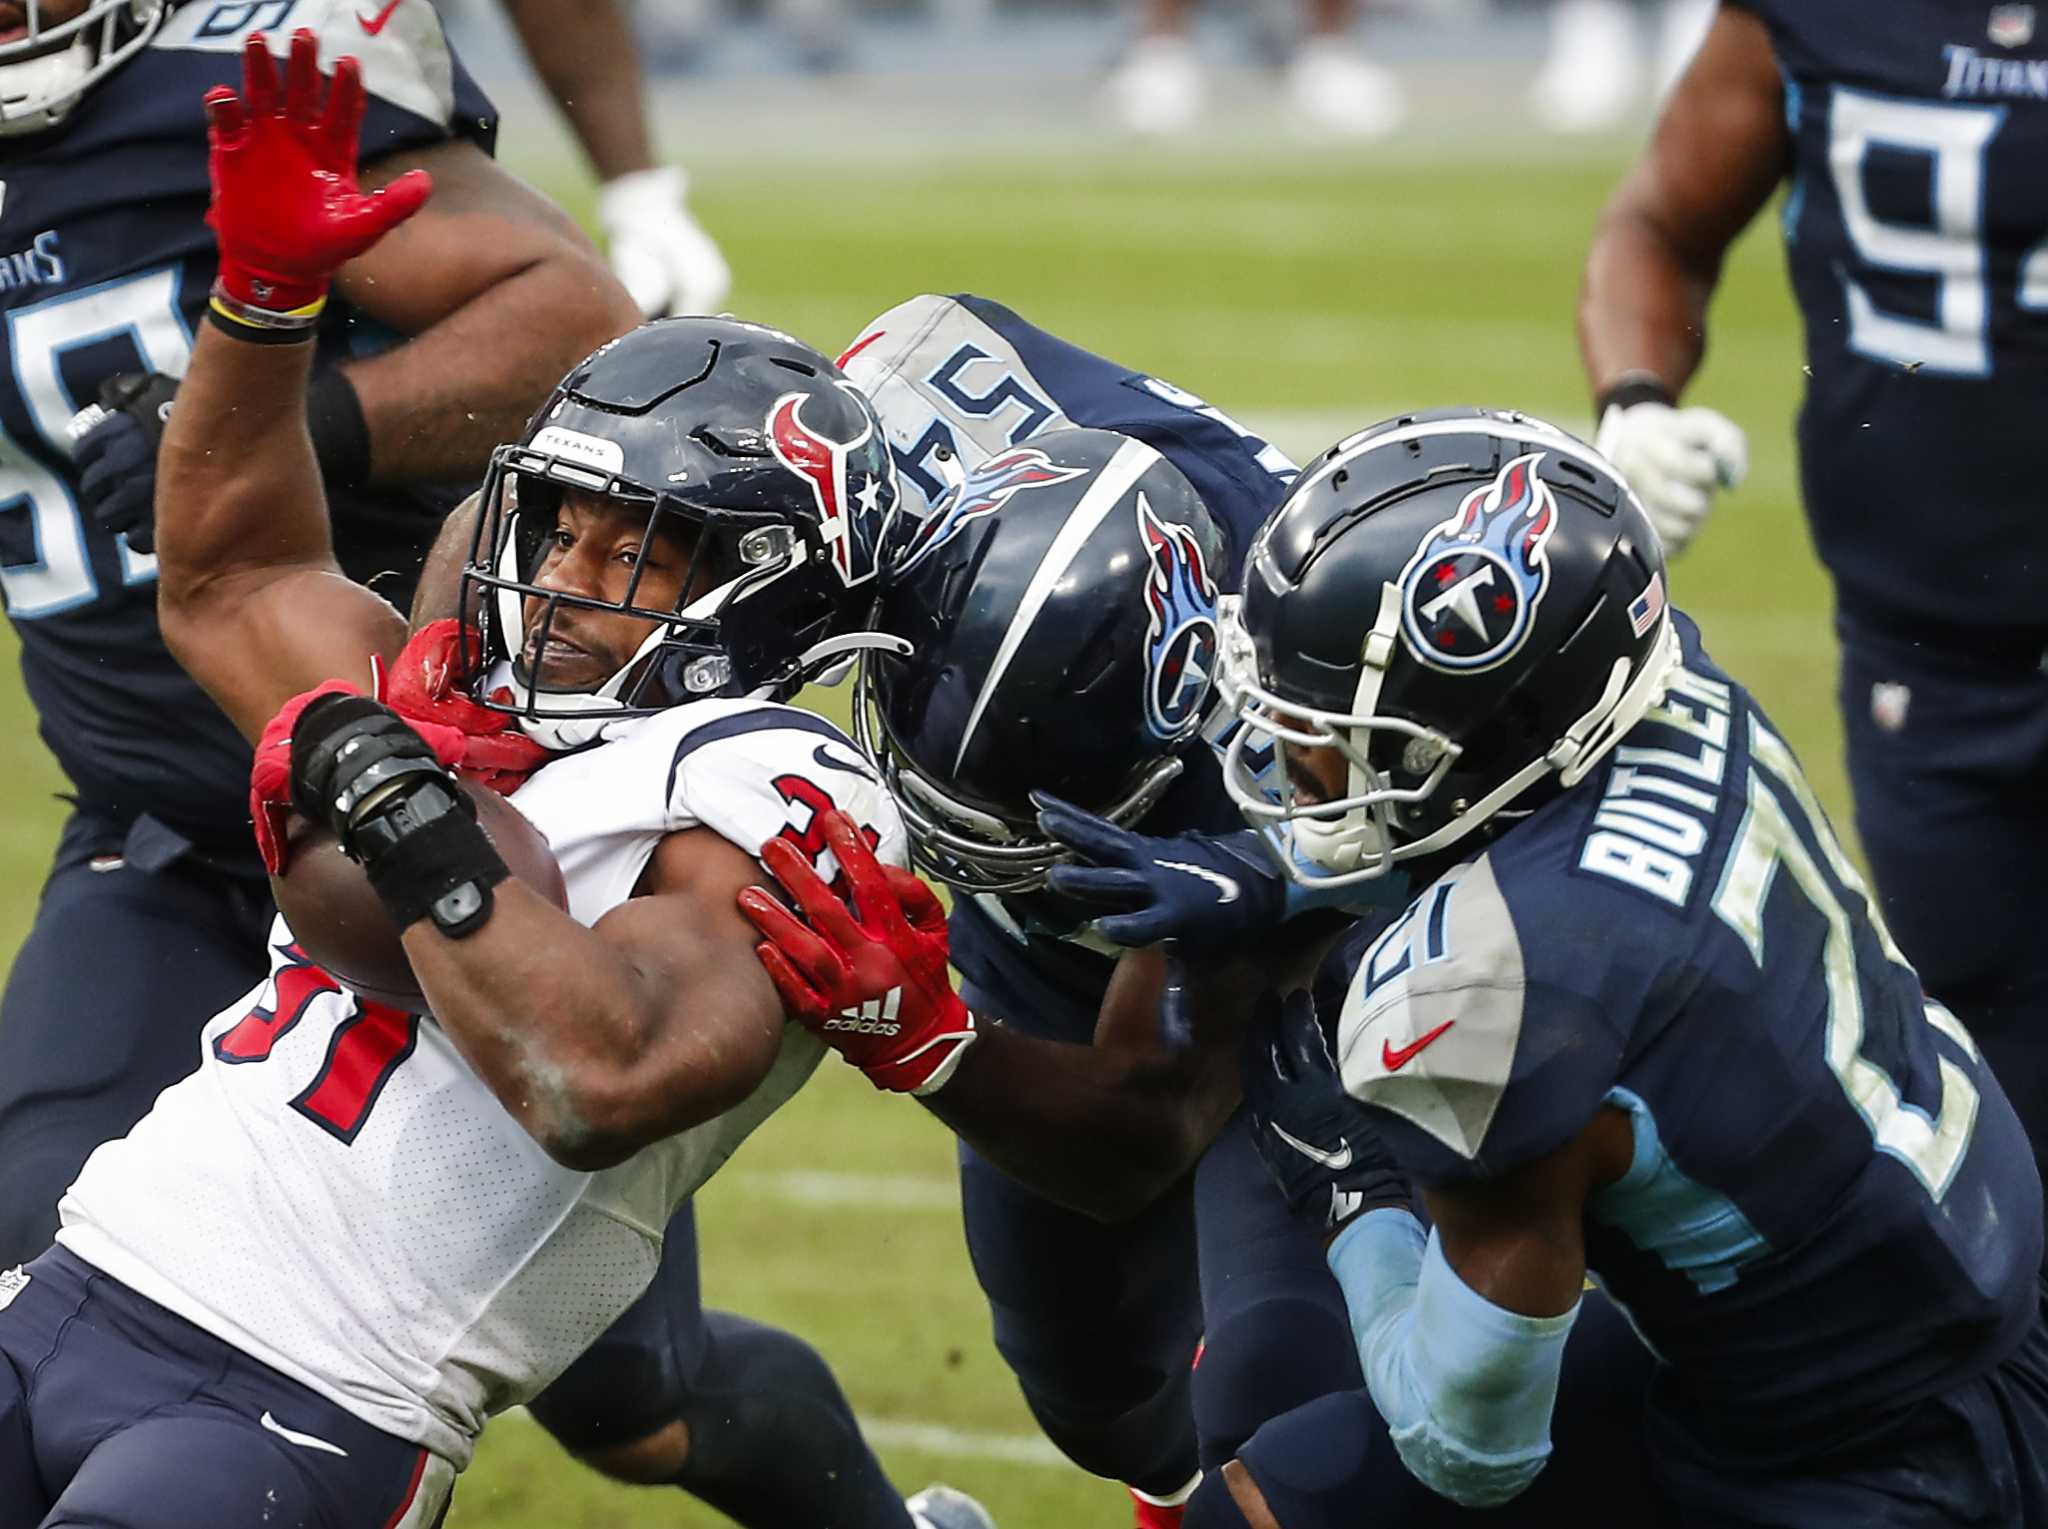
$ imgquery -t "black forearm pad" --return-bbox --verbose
[1593,370,1676,417]
[359,781,511,939]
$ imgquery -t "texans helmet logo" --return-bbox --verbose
[892,445,1088,576]
[1137,492,1220,741]
[1397,453,1559,673]
[767,386,894,586]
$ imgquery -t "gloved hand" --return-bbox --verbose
[1594,396,1747,558]
[738,807,979,1097]
[598,166,732,318]
[1241,988,1412,1233]
[69,371,178,552]
[204,29,432,318]
[1034,791,1288,948]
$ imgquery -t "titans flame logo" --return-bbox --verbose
[1396,453,1560,673]
[1137,492,1220,741]
[892,445,1088,576]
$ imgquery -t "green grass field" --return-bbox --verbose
[0,144,1837,1527]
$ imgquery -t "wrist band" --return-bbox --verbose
[208,282,327,345]
[307,365,372,487]
[1594,370,1676,418]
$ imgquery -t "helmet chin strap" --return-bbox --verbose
[0,38,91,133]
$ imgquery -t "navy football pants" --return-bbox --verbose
[0,812,272,1267]
[0,1247,451,1529]
[1838,612,2048,1205]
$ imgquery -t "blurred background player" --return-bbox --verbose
[0,0,636,1269]
[1102,0,1402,137]
[494,0,732,317]
[1527,0,1715,134]
[1579,0,2048,1202]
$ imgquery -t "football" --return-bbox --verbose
[271,779,568,1013]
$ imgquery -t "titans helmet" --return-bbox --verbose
[0,0,166,136]
[854,426,1228,894]
[459,316,902,748]
[1224,408,1677,887]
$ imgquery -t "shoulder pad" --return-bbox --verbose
[157,0,465,136]
[1326,855,1624,1182]
[657,701,910,875]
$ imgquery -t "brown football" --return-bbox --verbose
[271,779,567,1012]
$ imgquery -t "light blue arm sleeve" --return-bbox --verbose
[1325,1208,1579,1507]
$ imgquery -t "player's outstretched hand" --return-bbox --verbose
[1242,988,1412,1234]
[204,29,432,318]
[1594,399,1747,557]
[739,810,979,1097]
[1033,792,1287,947]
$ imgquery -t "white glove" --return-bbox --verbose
[597,166,733,319]
[1594,398,1747,557]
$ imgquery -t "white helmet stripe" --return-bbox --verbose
[951,436,1160,773]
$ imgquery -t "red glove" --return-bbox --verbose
[250,678,364,874]
[204,30,431,318]
[738,809,979,1097]
[251,625,549,873]
[371,620,550,794]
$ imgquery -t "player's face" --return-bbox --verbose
[519,489,700,693]
[1281,739,1350,809]
[0,0,90,41]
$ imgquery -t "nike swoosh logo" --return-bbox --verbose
[1157,860,1239,903]
[1271,1121,1352,1170]
[357,0,405,34]
[1382,1019,1455,1072]
[260,1411,350,1458]
[812,743,877,781]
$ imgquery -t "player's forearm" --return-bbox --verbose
[402,887,775,1169]
[500,0,656,182]
[156,326,337,608]
[923,1025,1237,1221]
[340,256,631,481]
[1578,202,1720,400]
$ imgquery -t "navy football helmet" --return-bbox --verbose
[460,317,902,748]
[854,426,1227,894]
[0,0,166,136]
[1225,408,1676,886]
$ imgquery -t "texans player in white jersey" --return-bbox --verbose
[0,34,989,1529]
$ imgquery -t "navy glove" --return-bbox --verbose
[1034,791,1288,948]
[71,371,178,554]
[1241,987,1412,1232]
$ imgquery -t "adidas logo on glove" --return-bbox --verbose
[826,990,903,1037]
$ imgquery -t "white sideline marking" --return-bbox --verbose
[502,1407,1068,1469]
[729,1170,959,1210]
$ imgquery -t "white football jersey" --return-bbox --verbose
[58,699,903,1469]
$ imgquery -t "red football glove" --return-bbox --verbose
[738,809,979,1097]
[203,29,432,315]
[251,624,550,873]
[370,620,551,794]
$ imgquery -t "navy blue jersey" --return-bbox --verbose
[1736,0,2048,634]
[844,293,1295,1039]
[1318,611,2042,1460]
[0,0,494,848]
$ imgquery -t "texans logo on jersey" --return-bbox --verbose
[768,386,895,586]
[1396,453,1559,673]
[892,445,1088,576]
[1137,491,1219,741]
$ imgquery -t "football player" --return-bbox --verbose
[1578,3,2048,1202]
[1041,411,2048,1527]
[754,301,1669,1527]
[495,0,732,317]
[826,300,1349,1528]
[0,37,986,1529]
[0,0,639,1268]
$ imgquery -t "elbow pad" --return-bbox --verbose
[1327,1211,1578,1507]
